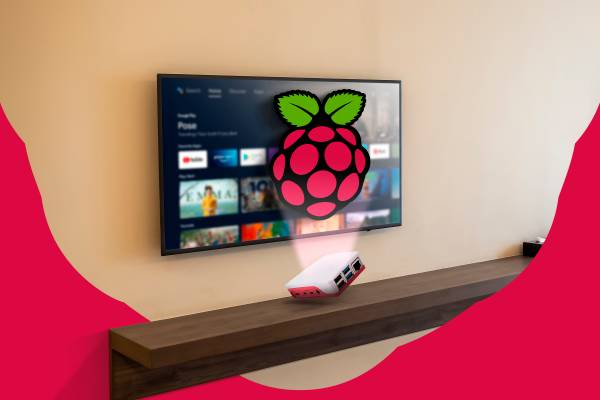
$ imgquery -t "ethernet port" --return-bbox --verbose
[352,259,362,272]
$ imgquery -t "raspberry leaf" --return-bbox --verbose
[275,91,320,127]
[324,90,366,126]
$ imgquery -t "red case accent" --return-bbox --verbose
[288,265,365,298]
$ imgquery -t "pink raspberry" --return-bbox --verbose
[271,126,370,219]
[270,89,370,220]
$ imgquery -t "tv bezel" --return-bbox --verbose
[158,74,402,256]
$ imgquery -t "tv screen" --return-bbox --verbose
[158,75,401,255]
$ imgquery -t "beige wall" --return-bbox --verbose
[1,0,599,388]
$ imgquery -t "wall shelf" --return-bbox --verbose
[110,256,529,399]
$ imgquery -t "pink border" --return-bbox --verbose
[1,103,599,398]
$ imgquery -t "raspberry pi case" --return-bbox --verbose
[285,251,365,298]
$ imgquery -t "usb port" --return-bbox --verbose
[343,266,351,275]
[334,274,342,283]
[337,280,346,289]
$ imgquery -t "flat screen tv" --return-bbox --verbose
[158,74,401,255]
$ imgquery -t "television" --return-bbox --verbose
[158,74,401,255]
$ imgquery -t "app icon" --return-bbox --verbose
[178,150,207,169]
[267,147,279,162]
[368,143,390,159]
[391,143,400,159]
[211,149,238,167]
[391,168,400,199]
[240,148,266,166]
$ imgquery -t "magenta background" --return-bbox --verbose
[1,103,598,398]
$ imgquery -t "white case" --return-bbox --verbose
[285,251,365,298]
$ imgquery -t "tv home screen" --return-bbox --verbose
[159,75,401,254]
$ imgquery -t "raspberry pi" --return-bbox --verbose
[269,89,370,220]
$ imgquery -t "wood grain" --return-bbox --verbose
[110,256,529,399]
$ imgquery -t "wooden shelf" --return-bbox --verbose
[110,256,529,399]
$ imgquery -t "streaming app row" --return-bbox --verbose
[179,169,400,219]
[177,143,399,170]
[179,208,401,249]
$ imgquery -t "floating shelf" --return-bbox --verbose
[110,256,529,399]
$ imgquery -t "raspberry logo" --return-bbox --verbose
[269,89,370,220]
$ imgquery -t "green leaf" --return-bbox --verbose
[275,91,320,127]
[323,90,366,126]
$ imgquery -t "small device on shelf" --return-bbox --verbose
[285,251,365,298]
[523,237,545,257]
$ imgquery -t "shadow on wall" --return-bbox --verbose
[92,77,161,264]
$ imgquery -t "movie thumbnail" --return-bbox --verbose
[360,169,391,201]
[295,214,345,236]
[354,91,400,143]
[346,209,391,229]
[240,176,279,213]
[180,225,239,249]
[179,179,239,219]
[241,220,291,242]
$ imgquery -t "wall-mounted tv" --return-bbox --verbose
[158,74,401,255]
